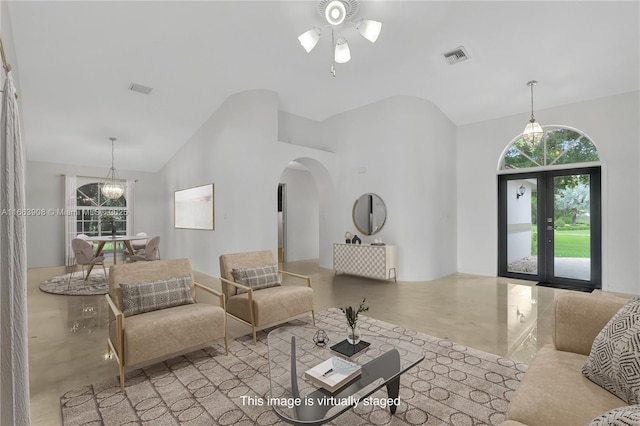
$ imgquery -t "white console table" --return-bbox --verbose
[333,243,397,282]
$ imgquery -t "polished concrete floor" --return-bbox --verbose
[26,259,620,425]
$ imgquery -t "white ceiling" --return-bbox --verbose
[7,1,639,172]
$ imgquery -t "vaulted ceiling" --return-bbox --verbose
[7,1,639,172]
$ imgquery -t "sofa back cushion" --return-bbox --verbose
[109,258,194,312]
[120,275,194,317]
[553,292,628,355]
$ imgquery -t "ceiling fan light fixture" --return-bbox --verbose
[325,0,347,25]
[300,0,380,75]
[356,20,382,43]
[334,38,351,63]
[298,27,321,53]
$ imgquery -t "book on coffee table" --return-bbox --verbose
[304,356,361,393]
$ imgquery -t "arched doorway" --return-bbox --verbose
[277,161,320,263]
[497,126,602,291]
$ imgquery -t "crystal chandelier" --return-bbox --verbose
[522,80,544,145]
[101,137,125,200]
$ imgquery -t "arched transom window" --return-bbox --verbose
[500,126,599,170]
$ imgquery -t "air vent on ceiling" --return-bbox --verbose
[443,46,470,65]
[128,83,153,95]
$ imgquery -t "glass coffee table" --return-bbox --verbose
[267,325,425,425]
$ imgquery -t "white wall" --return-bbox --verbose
[280,166,319,261]
[25,161,163,268]
[159,89,335,276]
[318,96,457,281]
[457,91,640,295]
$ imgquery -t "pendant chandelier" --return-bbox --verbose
[522,80,544,145]
[101,137,125,200]
[298,0,382,76]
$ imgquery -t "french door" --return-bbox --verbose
[498,167,601,291]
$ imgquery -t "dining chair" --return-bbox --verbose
[124,232,148,260]
[68,238,107,288]
[126,236,160,262]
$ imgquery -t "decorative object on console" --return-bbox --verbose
[351,234,361,244]
[297,0,382,77]
[340,297,368,345]
[372,238,385,246]
[101,137,125,200]
[344,231,353,244]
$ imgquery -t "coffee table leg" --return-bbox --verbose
[386,376,400,414]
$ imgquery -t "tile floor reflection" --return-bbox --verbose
[26,260,624,425]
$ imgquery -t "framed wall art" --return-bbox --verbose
[174,183,214,230]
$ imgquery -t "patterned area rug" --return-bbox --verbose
[39,269,108,296]
[61,309,527,425]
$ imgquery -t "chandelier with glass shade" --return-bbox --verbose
[298,0,382,76]
[522,80,544,145]
[101,137,125,200]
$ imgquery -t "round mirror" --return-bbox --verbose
[352,193,387,235]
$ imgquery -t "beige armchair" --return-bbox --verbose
[219,250,315,344]
[106,258,228,392]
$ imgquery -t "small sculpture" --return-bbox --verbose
[351,234,361,244]
[313,330,329,347]
[345,232,353,244]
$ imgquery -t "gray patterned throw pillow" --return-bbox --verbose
[586,405,640,426]
[582,298,640,404]
[231,264,281,295]
[120,275,194,317]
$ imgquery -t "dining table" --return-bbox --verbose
[83,234,152,274]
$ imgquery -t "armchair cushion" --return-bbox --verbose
[582,298,640,404]
[231,264,281,294]
[123,303,225,366]
[227,285,313,327]
[120,275,194,317]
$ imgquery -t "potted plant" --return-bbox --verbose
[101,212,116,237]
[340,297,369,345]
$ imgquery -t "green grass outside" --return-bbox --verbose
[554,230,590,258]
[531,228,590,258]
